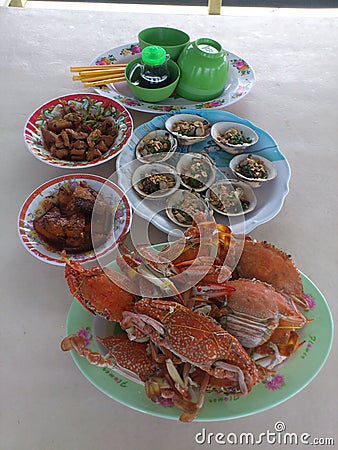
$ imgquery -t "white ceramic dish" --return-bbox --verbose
[166,189,211,228]
[90,43,255,114]
[206,179,257,216]
[18,174,132,265]
[135,129,177,164]
[211,121,259,154]
[165,114,211,146]
[116,109,290,234]
[230,153,278,188]
[24,93,133,169]
[132,163,180,200]
[176,152,216,192]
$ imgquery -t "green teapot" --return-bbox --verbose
[176,38,229,102]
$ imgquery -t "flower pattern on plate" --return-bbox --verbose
[230,58,251,76]
[90,43,256,114]
[264,374,285,391]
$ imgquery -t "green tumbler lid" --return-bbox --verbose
[142,46,166,66]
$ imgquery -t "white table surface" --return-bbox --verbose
[0,6,337,450]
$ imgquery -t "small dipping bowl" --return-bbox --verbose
[132,162,180,200]
[211,122,259,154]
[166,189,211,228]
[135,129,178,164]
[229,153,277,188]
[176,152,216,193]
[138,27,190,61]
[206,179,257,216]
[165,113,211,146]
[125,58,180,103]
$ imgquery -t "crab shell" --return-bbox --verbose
[64,256,136,322]
[219,278,308,349]
[235,239,308,309]
[121,298,261,395]
[61,333,159,381]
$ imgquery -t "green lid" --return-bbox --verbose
[142,46,166,66]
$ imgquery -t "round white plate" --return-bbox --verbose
[116,110,291,235]
[90,43,255,114]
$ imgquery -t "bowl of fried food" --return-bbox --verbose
[24,93,133,168]
[17,174,132,265]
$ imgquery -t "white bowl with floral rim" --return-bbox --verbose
[24,93,133,169]
[17,174,132,265]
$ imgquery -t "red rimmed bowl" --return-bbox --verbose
[17,174,132,265]
[24,93,133,169]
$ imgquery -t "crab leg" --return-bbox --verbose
[61,334,159,382]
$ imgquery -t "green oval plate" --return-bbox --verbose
[65,271,333,421]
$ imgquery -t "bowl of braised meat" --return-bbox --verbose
[24,93,133,168]
[18,174,132,265]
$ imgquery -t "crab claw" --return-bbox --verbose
[63,252,136,322]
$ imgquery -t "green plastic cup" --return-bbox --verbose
[176,38,229,102]
[138,27,190,61]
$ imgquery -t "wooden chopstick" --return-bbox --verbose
[83,77,126,87]
[78,69,125,76]
[70,64,127,72]
[71,63,127,86]
[73,71,125,82]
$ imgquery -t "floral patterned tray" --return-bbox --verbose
[65,265,333,421]
[89,43,255,113]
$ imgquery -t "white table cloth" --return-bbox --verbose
[0,7,337,449]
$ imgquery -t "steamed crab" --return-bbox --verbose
[61,213,310,422]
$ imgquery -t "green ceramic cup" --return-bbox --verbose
[125,58,180,103]
[176,38,229,102]
[138,27,190,61]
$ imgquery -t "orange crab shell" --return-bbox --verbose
[64,257,136,322]
[235,240,308,308]
[132,299,260,385]
[61,333,159,380]
[98,334,159,380]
